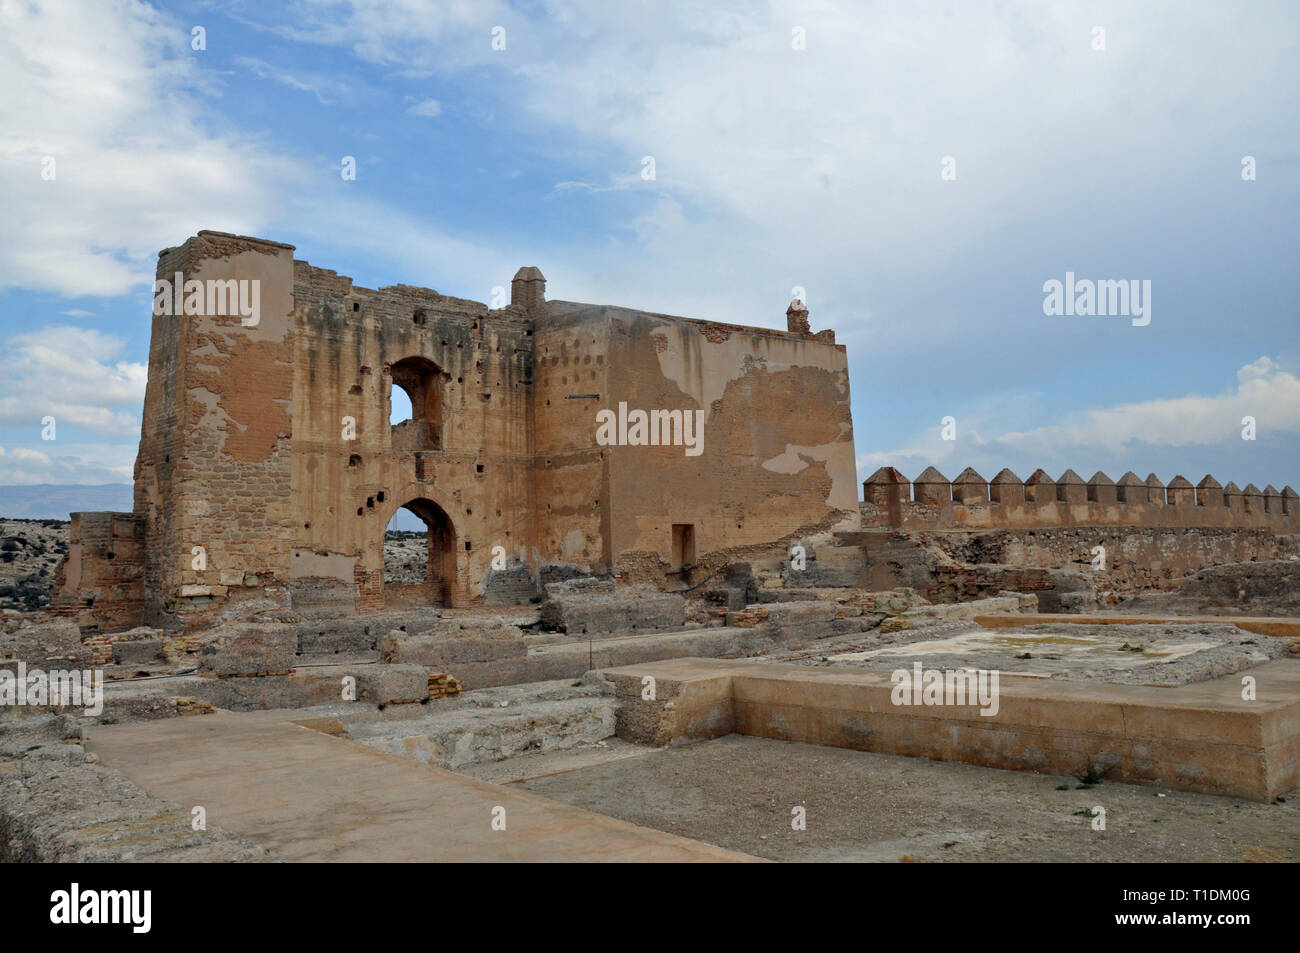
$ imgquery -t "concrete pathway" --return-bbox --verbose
[84,711,755,862]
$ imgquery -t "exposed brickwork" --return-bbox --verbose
[428,672,462,699]
[731,606,770,628]
[83,635,113,666]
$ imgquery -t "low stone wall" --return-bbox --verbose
[606,656,1300,802]
[539,581,686,637]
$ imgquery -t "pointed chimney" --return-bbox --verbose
[511,266,545,314]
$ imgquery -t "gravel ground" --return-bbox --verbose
[519,735,1300,862]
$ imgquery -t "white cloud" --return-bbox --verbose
[236,56,343,104]
[0,325,146,436]
[408,98,442,117]
[994,358,1300,453]
[0,0,301,297]
[243,1,1288,344]
[0,442,137,484]
[261,0,512,70]
[858,356,1300,482]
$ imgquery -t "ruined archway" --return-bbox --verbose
[383,497,456,607]
[388,356,445,452]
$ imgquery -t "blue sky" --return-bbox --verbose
[1,0,1297,498]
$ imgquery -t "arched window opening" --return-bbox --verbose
[388,357,445,451]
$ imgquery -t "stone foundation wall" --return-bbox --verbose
[921,526,1300,594]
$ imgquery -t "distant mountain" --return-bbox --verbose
[0,484,134,519]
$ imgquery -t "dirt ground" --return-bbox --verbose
[518,735,1300,862]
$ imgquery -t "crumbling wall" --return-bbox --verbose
[288,264,536,612]
[48,512,144,630]
[529,312,611,574]
[57,232,861,629]
[587,303,858,581]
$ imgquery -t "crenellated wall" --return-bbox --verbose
[862,466,1300,532]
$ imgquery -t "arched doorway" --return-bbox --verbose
[383,497,456,607]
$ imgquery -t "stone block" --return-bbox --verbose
[113,638,163,667]
[380,627,527,666]
[912,466,951,505]
[540,586,685,636]
[989,469,1024,504]
[198,623,297,676]
[356,665,428,706]
[952,467,989,504]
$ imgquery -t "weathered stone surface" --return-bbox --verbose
[198,623,297,676]
[0,716,272,862]
[989,469,1024,504]
[355,665,429,706]
[731,600,836,632]
[348,682,616,769]
[1056,469,1086,504]
[1087,471,1117,504]
[912,467,951,504]
[540,586,685,637]
[542,577,616,600]
[1024,469,1055,504]
[1116,471,1146,503]
[1196,474,1224,507]
[952,468,989,504]
[380,626,527,666]
[113,638,163,667]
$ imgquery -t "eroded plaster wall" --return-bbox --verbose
[555,304,859,581]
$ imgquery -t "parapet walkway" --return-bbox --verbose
[84,711,753,862]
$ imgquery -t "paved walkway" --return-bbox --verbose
[84,711,754,862]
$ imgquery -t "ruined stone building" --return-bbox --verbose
[53,231,859,631]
